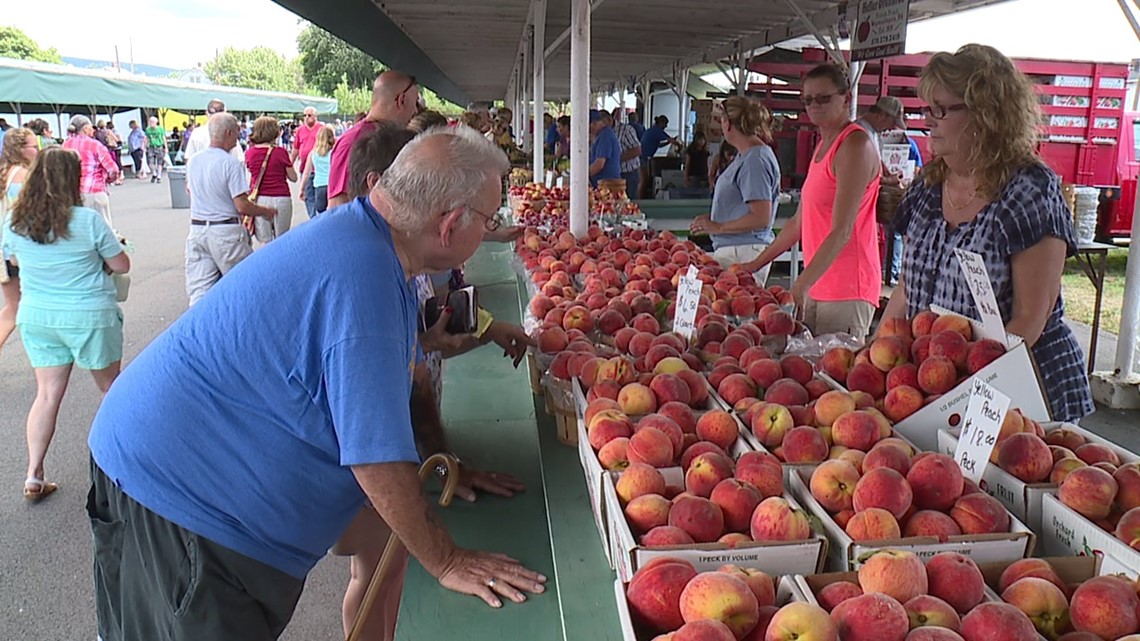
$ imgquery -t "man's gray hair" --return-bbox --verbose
[208,112,239,142]
[379,125,509,232]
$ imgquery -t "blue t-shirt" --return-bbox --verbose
[631,121,646,140]
[640,125,671,162]
[709,144,779,249]
[589,127,622,186]
[545,123,560,151]
[88,196,423,579]
[908,137,925,168]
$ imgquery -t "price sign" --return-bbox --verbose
[952,378,1012,483]
[954,249,1008,347]
[673,265,702,340]
[545,170,555,188]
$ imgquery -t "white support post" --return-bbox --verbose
[569,0,590,239]
[618,83,627,121]
[1115,193,1140,378]
[849,61,865,121]
[736,42,748,96]
[533,0,546,179]
[677,67,690,144]
[641,77,651,125]
[521,32,532,153]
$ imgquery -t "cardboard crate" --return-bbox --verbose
[572,376,724,419]
[936,422,1138,532]
[869,308,1051,452]
[604,468,827,582]
[613,574,804,641]
[788,468,1035,571]
[1040,492,1140,578]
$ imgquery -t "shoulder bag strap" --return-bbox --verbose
[249,144,274,200]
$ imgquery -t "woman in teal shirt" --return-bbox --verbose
[0,127,38,354]
[3,147,131,501]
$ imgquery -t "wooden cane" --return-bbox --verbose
[345,453,460,641]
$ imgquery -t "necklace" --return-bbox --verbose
[943,176,978,211]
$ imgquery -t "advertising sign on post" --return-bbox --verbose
[852,0,912,62]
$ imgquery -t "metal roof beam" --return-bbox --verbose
[546,0,607,60]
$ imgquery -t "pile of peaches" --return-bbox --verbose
[1057,453,1140,552]
[819,311,1008,424]
[808,443,1014,542]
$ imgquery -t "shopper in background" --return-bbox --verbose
[588,110,622,188]
[689,97,780,286]
[613,111,643,199]
[105,122,124,184]
[553,115,571,160]
[245,116,297,243]
[739,64,882,339]
[62,115,119,230]
[543,112,558,155]
[292,107,323,220]
[27,120,58,149]
[0,128,37,354]
[409,110,449,132]
[881,44,1093,422]
[628,112,646,140]
[684,131,710,189]
[298,125,336,217]
[638,115,678,198]
[708,141,738,188]
[144,116,167,184]
[3,147,130,501]
[127,120,146,179]
[185,100,244,164]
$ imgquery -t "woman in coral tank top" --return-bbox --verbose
[741,64,883,340]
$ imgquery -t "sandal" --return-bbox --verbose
[23,477,59,502]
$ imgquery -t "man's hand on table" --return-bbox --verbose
[454,464,525,503]
[437,548,547,608]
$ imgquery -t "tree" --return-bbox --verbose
[297,25,382,96]
[0,26,63,64]
[332,78,372,115]
[204,46,303,93]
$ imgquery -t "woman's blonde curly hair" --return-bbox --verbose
[918,44,1042,199]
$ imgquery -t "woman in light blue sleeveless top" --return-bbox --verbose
[0,127,38,354]
[300,125,336,216]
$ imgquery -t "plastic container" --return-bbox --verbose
[167,167,190,209]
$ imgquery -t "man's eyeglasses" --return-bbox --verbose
[921,103,968,120]
[801,92,842,106]
[466,205,501,232]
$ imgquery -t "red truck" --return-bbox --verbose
[747,49,1137,240]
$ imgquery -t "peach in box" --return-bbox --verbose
[1001,577,1071,639]
[905,595,962,631]
[642,525,695,547]
[846,363,886,399]
[831,592,910,641]
[810,459,861,513]
[853,467,912,519]
[870,336,910,372]
[1116,462,1140,511]
[685,452,735,498]
[907,629,966,641]
[907,452,964,512]
[719,565,776,608]
[917,356,957,395]
[845,507,900,541]
[615,463,666,503]
[765,602,838,641]
[831,410,882,452]
[765,378,810,406]
[750,496,811,541]
[902,510,962,541]
[637,414,684,456]
[1058,465,1118,521]
[960,602,1037,641]
[819,347,856,382]
[883,385,924,423]
[1069,576,1140,641]
[696,409,740,450]
[780,354,814,385]
[588,415,633,451]
[669,495,725,542]
[858,549,928,604]
[817,581,862,613]
[750,403,794,450]
[624,493,671,534]
[675,369,710,408]
[747,358,784,390]
[597,437,630,471]
[682,441,727,470]
[735,451,784,499]
[925,552,985,615]
[627,427,674,467]
[997,432,1052,483]
[950,492,1010,534]
[782,426,829,463]
[626,558,698,633]
[711,479,763,533]
[815,391,856,427]
[862,443,911,476]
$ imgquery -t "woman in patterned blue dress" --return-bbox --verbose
[881,44,1093,422]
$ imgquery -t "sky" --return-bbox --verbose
[4,0,1139,71]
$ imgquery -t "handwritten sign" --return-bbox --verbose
[673,265,702,340]
[953,378,1012,483]
[954,249,1009,347]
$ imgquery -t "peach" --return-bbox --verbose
[1051,457,1088,485]
[929,330,969,369]
[902,510,962,541]
[588,415,634,451]
[805,378,831,401]
[858,549,928,605]
[911,335,933,363]
[833,509,856,529]
[669,495,726,543]
[1050,445,1078,464]
[853,468,913,519]
[911,310,939,337]
[960,602,1037,641]
[870,336,910,372]
[997,432,1053,483]
[719,565,776,608]
[598,437,631,470]
[722,333,756,361]
[967,339,1006,373]
[926,552,985,614]
[697,409,741,450]
[1093,461,1119,474]
[750,496,811,541]
[886,363,921,391]
[1115,507,1140,549]
[627,558,698,632]
[750,403,794,449]
[641,525,695,547]
[1116,463,1140,512]
[596,356,637,385]
[685,452,736,498]
[537,326,570,353]
[719,373,759,406]
[682,441,728,470]
[628,331,656,358]
[930,314,973,341]
[846,507,901,541]
[879,316,914,340]
[764,378,810,406]
[950,492,1010,534]
[831,410,882,452]
[863,444,912,476]
[628,427,675,467]
[779,354,814,385]
[584,398,622,426]
[658,401,697,434]
[739,346,774,371]
[815,391,856,427]
[905,594,962,631]
[1069,576,1140,641]
[613,326,639,352]
[587,379,623,402]
[884,385,925,423]
[719,532,753,547]
[1075,443,1121,466]
[817,581,863,612]
[765,602,838,641]
[562,305,595,333]
[907,453,964,512]
[735,452,785,499]
[747,358,785,390]
[631,312,661,334]
[676,369,710,408]
[810,460,861,513]
[1044,428,1088,451]
[832,592,910,641]
[647,344,683,372]
[674,619,736,641]
[711,479,764,533]
[846,363,887,399]
[819,347,856,382]
[1001,577,1071,639]
[638,414,685,456]
[782,427,829,463]
[653,357,691,377]
[1059,466,1119,520]
[763,310,795,335]
[917,356,958,395]
[625,493,673,534]
[648,372,692,408]
[616,463,667,503]
[998,559,1069,595]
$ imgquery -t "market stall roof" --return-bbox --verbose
[272,0,1015,105]
[0,57,338,115]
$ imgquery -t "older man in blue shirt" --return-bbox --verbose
[588,109,622,188]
